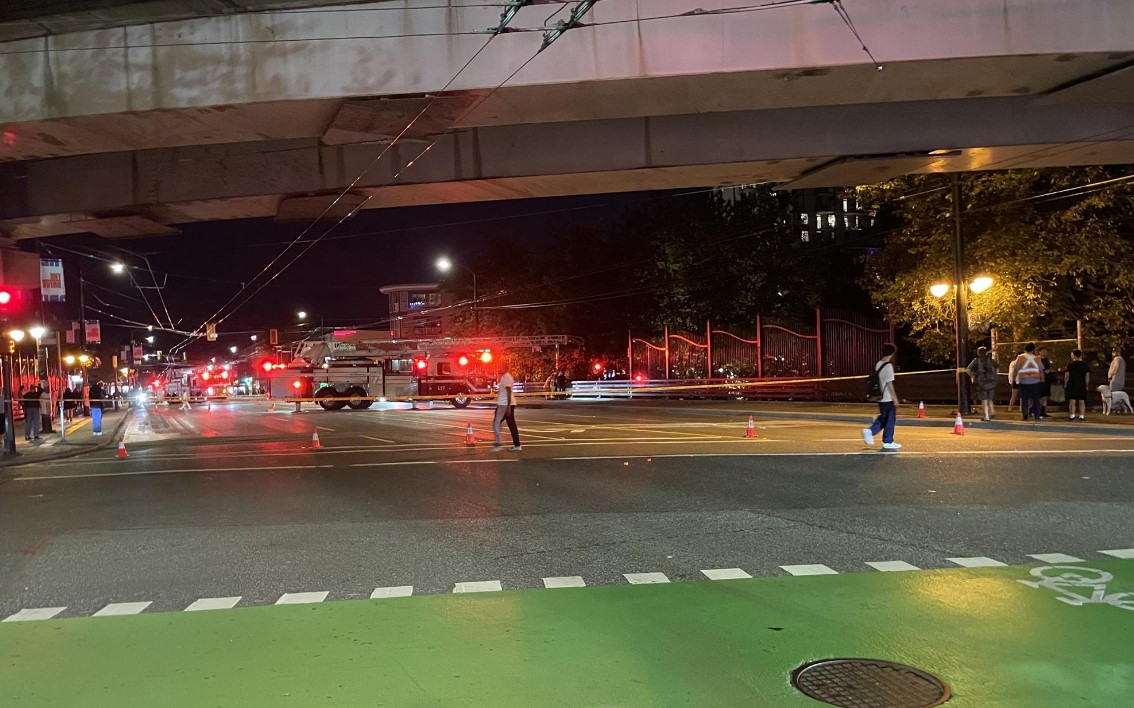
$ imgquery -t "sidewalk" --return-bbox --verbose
[0,408,131,469]
[1,561,1131,706]
[681,400,1134,436]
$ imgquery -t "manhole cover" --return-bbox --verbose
[791,658,950,708]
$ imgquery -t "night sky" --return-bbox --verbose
[42,189,682,361]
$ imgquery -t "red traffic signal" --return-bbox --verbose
[0,286,31,317]
[592,362,603,373]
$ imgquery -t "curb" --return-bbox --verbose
[676,406,1134,437]
[0,409,134,471]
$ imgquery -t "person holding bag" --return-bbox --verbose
[967,346,999,421]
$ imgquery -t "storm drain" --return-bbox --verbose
[791,658,950,707]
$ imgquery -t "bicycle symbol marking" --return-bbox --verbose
[1018,566,1134,610]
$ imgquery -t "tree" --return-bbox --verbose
[857,167,1134,363]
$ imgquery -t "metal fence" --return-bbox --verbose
[629,308,894,384]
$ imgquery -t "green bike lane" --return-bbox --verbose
[2,562,1132,707]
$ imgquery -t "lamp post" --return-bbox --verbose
[931,276,994,416]
[436,257,477,334]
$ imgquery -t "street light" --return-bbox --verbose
[229,346,238,354]
[436,257,478,333]
[64,355,76,366]
[8,329,24,343]
[110,262,125,274]
[297,311,307,321]
[930,275,995,416]
[250,335,258,342]
[145,335,155,344]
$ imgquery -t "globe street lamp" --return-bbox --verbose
[297,311,307,321]
[436,257,478,333]
[930,276,995,415]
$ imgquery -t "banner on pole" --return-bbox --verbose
[40,258,66,302]
[84,320,101,344]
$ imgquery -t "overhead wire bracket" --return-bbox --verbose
[485,0,532,35]
[540,0,601,53]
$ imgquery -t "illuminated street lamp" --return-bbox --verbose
[250,335,258,342]
[8,329,25,344]
[64,355,76,366]
[436,257,478,333]
[145,335,155,344]
[930,275,995,415]
[229,346,238,354]
[110,262,125,274]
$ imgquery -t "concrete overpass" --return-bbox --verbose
[1,0,1132,239]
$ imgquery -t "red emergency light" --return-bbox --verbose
[634,374,644,383]
[415,358,428,372]
[262,361,273,373]
[593,362,603,373]
[221,370,229,380]
[457,355,470,367]
[292,380,303,390]
[201,371,211,381]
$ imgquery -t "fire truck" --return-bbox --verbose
[267,333,582,410]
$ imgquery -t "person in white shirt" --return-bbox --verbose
[492,369,521,451]
[862,344,901,450]
[1108,348,1126,392]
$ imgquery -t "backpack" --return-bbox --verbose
[866,361,889,401]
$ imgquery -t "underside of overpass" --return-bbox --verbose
[1,0,1132,240]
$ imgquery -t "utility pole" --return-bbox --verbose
[952,173,972,415]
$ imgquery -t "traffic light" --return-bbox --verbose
[0,286,31,318]
[269,328,279,346]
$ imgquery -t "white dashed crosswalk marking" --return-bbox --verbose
[185,597,242,612]
[948,557,1008,568]
[370,586,414,599]
[701,568,752,580]
[866,561,920,572]
[453,581,502,593]
[780,564,838,576]
[93,602,152,617]
[623,572,670,585]
[275,592,329,605]
[1100,548,1134,559]
[542,576,586,588]
[3,607,66,622]
[1028,553,1083,564]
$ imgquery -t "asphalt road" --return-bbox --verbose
[2,398,1133,619]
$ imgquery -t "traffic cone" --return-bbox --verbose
[745,416,757,438]
[917,401,927,419]
[311,431,323,449]
[951,412,965,436]
[464,422,476,446]
[116,437,128,459]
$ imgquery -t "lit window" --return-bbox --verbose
[827,214,837,229]
[801,231,810,243]
[847,214,860,229]
[409,293,427,309]
[842,198,849,212]
[800,213,810,225]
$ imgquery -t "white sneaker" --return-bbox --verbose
[882,442,902,450]
[510,446,522,451]
[861,428,874,446]
[491,445,503,452]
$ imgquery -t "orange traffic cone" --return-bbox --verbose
[917,401,927,419]
[311,431,323,449]
[951,413,965,436]
[745,416,757,438]
[116,437,129,459]
[465,422,476,446]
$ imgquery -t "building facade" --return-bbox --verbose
[379,283,453,339]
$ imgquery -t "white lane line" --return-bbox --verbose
[93,601,152,617]
[185,597,242,612]
[781,564,838,576]
[14,464,335,481]
[701,568,753,580]
[623,572,670,585]
[947,557,1008,568]
[316,426,336,432]
[350,460,519,468]
[1028,553,1084,563]
[370,586,414,599]
[866,561,920,572]
[1100,548,1134,559]
[3,607,67,622]
[276,591,329,605]
[453,581,502,593]
[542,576,587,589]
[360,435,398,444]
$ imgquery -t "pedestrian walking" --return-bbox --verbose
[63,386,77,422]
[22,385,42,441]
[967,346,999,421]
[492,368,521,452]
[1064,349,1090,421]
[861,343,901,450]
[1014,343,1044,421]
[89,380,106,436]
[544,372,556,400]
[1108,348,1126,392]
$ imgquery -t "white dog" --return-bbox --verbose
[1097,385,1133,415]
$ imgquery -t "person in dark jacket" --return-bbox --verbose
[63,386,77,422]
[21,385,42,441]
[89,380,106,436]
